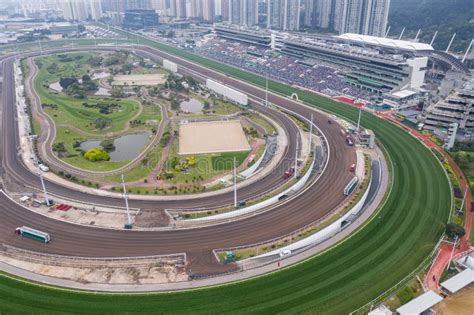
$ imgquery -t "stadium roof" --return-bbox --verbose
[336,33,434,52]
[440,268,474,294]
[396,290,443,315]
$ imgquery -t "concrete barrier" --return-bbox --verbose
[243,160,380,260]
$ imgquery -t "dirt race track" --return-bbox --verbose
[0,46,355,275]
[179,120,251,155]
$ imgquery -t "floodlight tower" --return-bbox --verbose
[414,29,421,41]
[446,33,456,53]
[430,31,438,46]
[398,27,405,40]
[384,25,391,38]
[357,105,362,133]
[462,39,473,63]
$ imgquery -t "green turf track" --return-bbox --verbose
[0,33,451,314]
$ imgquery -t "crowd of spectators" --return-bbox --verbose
[194,38,374,100]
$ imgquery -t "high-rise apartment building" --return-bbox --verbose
[171,0,186,18]
[221,0,230,21]
[187,0,202,18]
[267,0,301,31]
[305,0,390,36]
[360,0,390,37]
[61,0,88,21]
[267,0,284,29]
[88,0,102,20]
[202,0,215,22]
[150,0,167,11]
[229,0,258,26]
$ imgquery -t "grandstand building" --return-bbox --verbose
[281,34,429,95]
[214,24,271,47]
[423,78,474,135]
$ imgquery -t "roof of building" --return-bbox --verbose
[391,89,418,99]
[396,290,443,315]
[336,33,434,52]
[440,268,474,294]
[457,253,474,269]
[367,305,392,315]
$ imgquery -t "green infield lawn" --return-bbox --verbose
[34,54,140,135]
[0,32,452,314]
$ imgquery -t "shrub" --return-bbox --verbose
[83,148,110,162]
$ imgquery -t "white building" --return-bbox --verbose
[88,0,102,21]
[267,0,301,31]
[229,0,258,26]
[61,0,88,22]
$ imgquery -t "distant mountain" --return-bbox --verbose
[388,0,473,52]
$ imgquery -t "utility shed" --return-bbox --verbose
[396,290,443,315]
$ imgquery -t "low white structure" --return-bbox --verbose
[396,290,443,315]
[206,79,248,106]
[440,268,474,294]
[163,59,178,73]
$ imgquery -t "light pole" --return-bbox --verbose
[39,172,50,206]
[121,174,132,228]
[233,156,237,208]
[265,74,268,107]
[447,235,458,271]
[308,114,313,154]
[294,136,299,179]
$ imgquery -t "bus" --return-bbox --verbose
[343,177,358,196]
[15,226,50,243]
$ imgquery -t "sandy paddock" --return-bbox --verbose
[112,74,167,86]
[179,120,251,155]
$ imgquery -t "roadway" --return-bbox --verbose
[0,46,355,273]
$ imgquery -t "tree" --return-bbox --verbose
[82,74,91,82]
[445,223,465,239]
[94,117,112,130]
[59,77,78,89]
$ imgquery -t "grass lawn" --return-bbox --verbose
[0,32,452,314]
[104,144,163,183]
[211,97,242,115]
[31,53,156,172]
[471,215,474,245]
[34,54,140,135]
[211,151,249,171]
[243,111,276,135]
[164,138,250,184]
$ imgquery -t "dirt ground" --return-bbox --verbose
[435,284,474,315]
[0,255,188,284]
[179,120,251,155]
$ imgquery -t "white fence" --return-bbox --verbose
[206,79,248,106]
[242,160,379,260]
[190,144,322,222]
[163,59,178,73]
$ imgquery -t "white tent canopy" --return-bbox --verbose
[396,290,443,315]
[441,268,474,294]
